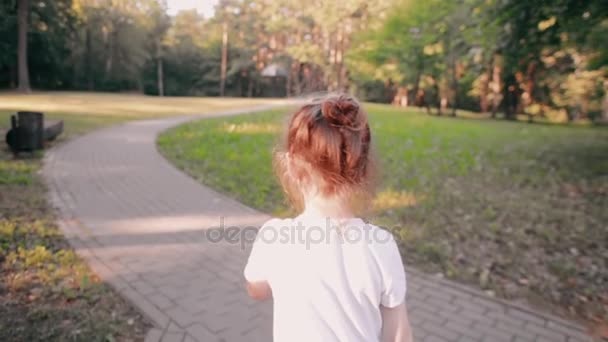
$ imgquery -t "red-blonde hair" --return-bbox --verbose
[274,94,375,210]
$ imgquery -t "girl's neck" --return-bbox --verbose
[301,194,354,219]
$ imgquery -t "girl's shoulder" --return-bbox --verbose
[356,220,397,249]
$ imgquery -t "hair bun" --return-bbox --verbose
[321,95,361,129]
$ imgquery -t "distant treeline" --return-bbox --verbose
[1,0,607,121]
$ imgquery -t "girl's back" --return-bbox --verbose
[243,95,412,342]
[246,216,405,341]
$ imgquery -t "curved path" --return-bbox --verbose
[43,107,592,342]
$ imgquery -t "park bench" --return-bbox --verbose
[5,111,64,153]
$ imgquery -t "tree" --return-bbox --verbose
[353,0,462,113]
[0,0,605,120]
[219,21,228,96]
[496,0,608,121]
[144,1,171,96]
[17,0,30,92]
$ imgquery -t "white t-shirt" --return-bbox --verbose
[244,213,407,342]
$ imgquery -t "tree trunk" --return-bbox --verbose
[157,58,164,96]
[524,61,537,121]
[286,60,292,97]
[85,26,94,90]
[156,41,164,96]
[247,74,253,97]
[504,75,519,120]
[17,0,30,92]
[602,95,608,123]
[433,80,441,115]
[490,61,502,118]
[104,30,115,77]
[450,59,458,117]
[336,25,345,91]
[10,65,17,88]
[293,62,302,95]
[480,58,493,113]
[412,55,423,106]
[525,61,537,104]
[219,21,228,96]
[602,81,608,123]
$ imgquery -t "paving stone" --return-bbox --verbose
[166,322,184,333]
[487,310,526,328]
[473,322,515,342]
[421,322,461,341]
[513,337,535,342]
[545,320,592,341]
[186,323,221,342]
[443,321,483,340]
[525,322,568,342]
[425,334,448,342]
[148,293,176,311]
[412,327,429,341]
[131,279,158,296]
[507,308,550,327]
[145,328,163,342]
[160,332,184,342]
[165,306,201,327]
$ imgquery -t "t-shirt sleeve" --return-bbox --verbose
[243,219,280,282]
[376,230,407,308]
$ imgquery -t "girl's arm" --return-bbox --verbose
[380,302,413,342]
[246,281,272,301]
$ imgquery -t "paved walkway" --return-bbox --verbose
[43,106,593,342]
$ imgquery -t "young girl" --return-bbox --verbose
[244,94,413,342]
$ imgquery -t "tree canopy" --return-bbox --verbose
[0,0,606,121]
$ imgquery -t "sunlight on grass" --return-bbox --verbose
[0,160,37,185]
[0,91,285,140]
[0,91,280,118]
[221,122,281,134]
[372,190,420,212]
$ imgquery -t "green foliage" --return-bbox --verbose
[1,0,606,118]
[0,0,77,88]
[349,0,608,119]
[144,10,223,96]
[0,160,36,185]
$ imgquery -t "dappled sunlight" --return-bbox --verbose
[372,189,421,212]
[221,122,280,134]
[455,111,493,120]
[92,213,267,235]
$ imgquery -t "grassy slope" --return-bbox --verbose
[0,92,271,341]
[158,103,608,323]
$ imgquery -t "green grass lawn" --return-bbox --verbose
[158,103,608,324]
[0,92,274,340]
